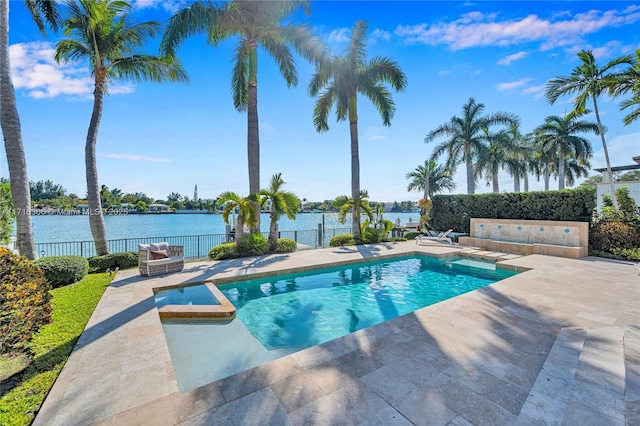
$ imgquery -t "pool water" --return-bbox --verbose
[154,284,220,308]
[160,255,517,391]
[219,255,516,351]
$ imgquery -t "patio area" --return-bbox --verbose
[33,241,639,425]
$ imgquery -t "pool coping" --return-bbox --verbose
[155,283,236,320]
[33,241,640,425]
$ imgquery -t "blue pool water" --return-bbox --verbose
[160,255,518,391]
[154,284,220,308]
[219,256,516,351]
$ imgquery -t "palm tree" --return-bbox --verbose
[259,173,300,252]
[475,129,510,193]
[609,49,640,126]
[406,160,456,199]
[502,125,534,192]
[55,0,187,255]
[161,0,323,233]
[535,114,596,190]
[333,190,374,238]
[557,156,591,188]
[219,191,259,249]
[546,50,631,209]
[1,0,59,259]
[309,21,407,239]
[425,97,518,194]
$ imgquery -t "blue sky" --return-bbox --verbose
[2,1,639,202]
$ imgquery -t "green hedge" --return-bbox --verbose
[88,252,138,273]
[329,234,355,247]
[274,238,297,253]
[33,256,89,288]
[431,188,596,234]
[0,248,51,351]
[403,231,421,240]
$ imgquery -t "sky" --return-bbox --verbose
[1,0,639,203]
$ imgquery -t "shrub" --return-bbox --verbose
[361,227,381,244]
[590,221,640,255]
[0,248,51,352]
[329,234,355,247]
[88,252,138,273]
[33,256,89,288]
[208,243,238,260]
[403,231,421,240]
[386,237,408,242]
[274,238,297,253]
[611,247,640,261]
[238,233,269,257]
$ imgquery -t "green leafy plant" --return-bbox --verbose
[0,248,51,352]
[387,237,408,242]
[0,182,13,245]
[274,238,297,254]
[610,247,640,261]
[238,233,269,257]
[329,234,356,247]
[33,256,89,288]
[590,221,640,256]
[88,252,138,273]
[361,204,394,243]
[403,231,421,240]
[208,243,239,260]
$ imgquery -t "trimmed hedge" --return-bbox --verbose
[33,256,89,288]
[0,247,51,351]
[88,252,138,273]
[329,234,355,247]
[208,243,238,260]
[274,238,297,253]
[403,231,421,240]
[431,188,596,233]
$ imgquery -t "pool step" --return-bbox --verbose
[458,248,523,263]
[516,326,629,425]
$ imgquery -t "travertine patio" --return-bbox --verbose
[34,242,639,425]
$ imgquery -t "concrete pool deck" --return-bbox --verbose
[34,242,639,425]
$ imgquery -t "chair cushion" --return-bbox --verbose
[150,242,170,253]
[150,249,169,260]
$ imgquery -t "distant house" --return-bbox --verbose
[148,203,170,212]
[120,203,135,211]
[594,156,640,210]
[76,204,89,213]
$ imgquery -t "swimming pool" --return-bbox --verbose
[160,255,517,391]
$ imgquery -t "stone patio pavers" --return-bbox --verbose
[33,243,640,425]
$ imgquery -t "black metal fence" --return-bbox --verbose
[36,227,354,259]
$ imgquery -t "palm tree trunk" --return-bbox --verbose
[0,0,36,259]
[247,42,261,233]
[558,151,565,190]
[269,213,277,252]
[465,143,475,194]
[514,177,520,192]
[86,74,109,255]
[235,214,244,249]
[423,169,430,201]
[492,173,499,193]
[349,94,361,239]
[524,174,529,192]
[544,164,550,191]
[593,99,619,210]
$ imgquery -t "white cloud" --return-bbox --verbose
[521,84,546,99]
[497,51,528,65]
[591,133,640,170]
[496,78,532,91]
[328,28,351,44]
[371,135,386,140]
[10,41,136,100]
[103,153,171,162]
[371,29,392,42]
[131,0,181,13]
[394,6,640,50]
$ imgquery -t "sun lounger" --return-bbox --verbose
[416,229,453,246]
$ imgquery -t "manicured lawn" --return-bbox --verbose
[0,272,113,426]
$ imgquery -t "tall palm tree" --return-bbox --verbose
[309,21,407,239]
[259,173,300,252]
[546,50,631,209]
[161,0,323,233]
[475,129,510,193]
[557,156,591,188]
[502,124,534,192]
[1,0,59,259]
[333,190,374,237]
[609,48,640,126]
[425,97,518,194]
[535,114,596,190]
[219,191,259,249]
[55,0,187,255]
[406,160,456,199]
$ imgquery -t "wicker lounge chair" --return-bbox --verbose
[138,242,184,276]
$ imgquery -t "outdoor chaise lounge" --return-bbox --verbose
[138,242,184,276]
[416,229,454,246]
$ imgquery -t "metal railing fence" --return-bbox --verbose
[36,227,355,259]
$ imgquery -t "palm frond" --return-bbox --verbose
[160,1,218,56]
[232,39,249,111]
[260,33,297,87]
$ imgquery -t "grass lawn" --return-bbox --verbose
[0,272,113,426]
